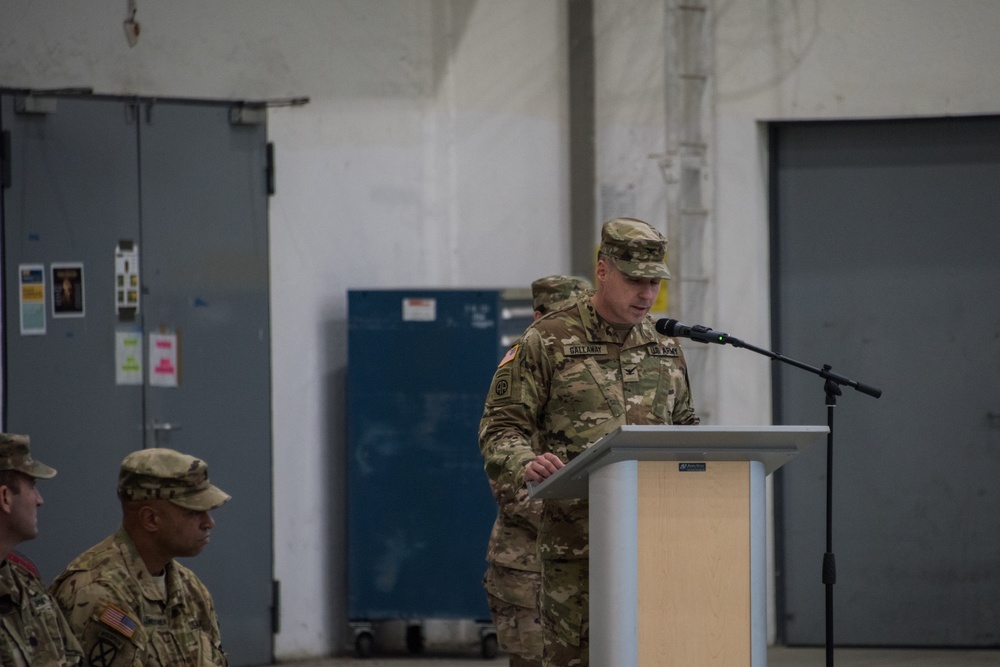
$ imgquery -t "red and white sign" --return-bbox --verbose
[148,333,178,387]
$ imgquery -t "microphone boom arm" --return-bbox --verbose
[724,337,882,399]
[655,317,881,398]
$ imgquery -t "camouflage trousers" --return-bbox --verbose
[484,564,543,666]
[540,558,589,667]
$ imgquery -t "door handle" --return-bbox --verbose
[150,421,182,447]
[151,421,182,432]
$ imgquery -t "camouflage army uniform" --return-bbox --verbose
[0,432,82,666]
[50,527,226,667]
[484,276,591,667]
[0,554,84,666]
[484,482,544,665]
[480,252,699,665]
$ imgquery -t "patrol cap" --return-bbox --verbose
[531,275,592,314]
[0,433,57,479]
[598,217,671,280]
[118,448,231,511]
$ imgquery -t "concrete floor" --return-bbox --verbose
[270,646,1000,666]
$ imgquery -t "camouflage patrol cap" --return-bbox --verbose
[118,448,231,511]
[0,433,56,479]
[599,217,671,279]
[531,275,592,314]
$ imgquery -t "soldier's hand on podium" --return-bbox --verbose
[525,452,564,483]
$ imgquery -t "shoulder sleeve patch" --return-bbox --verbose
[487,366,514,404]
[99,604,139,638]
[498,344,518,367]
[6,550,40,579]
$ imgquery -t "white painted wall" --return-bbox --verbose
[267,3,568,656]
[5,0,1000,660]
[594,0,669,228]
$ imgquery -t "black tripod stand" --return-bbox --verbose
[656,320,882,666]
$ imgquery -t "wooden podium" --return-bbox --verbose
[530,425,827,667]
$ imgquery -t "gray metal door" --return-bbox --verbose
[1,94,142,561]
[138,100,273,664]
[1,93,274,664]
[772,117,1000,646]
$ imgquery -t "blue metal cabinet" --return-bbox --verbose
[346,289,532,654]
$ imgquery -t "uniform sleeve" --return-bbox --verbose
[670,350,701,426]
[51,575,144,667]
[479,328,550,489]
[2,562,85,667]
[54,600,86,666]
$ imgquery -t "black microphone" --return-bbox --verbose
[655,318,733,345]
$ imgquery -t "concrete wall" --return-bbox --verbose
[4,0,1000,659]
[713,0,1000,429]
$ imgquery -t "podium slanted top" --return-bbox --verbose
[529,424,828,500]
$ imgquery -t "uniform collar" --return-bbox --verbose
[115,526,180,604]
[579,296,660,348]
[0,559,18,603]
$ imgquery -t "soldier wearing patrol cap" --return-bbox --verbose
[50,448,231,667]
[0,432,84,666]
[479,218,700,667]
[484,275,592,667]
[530,275,592,318]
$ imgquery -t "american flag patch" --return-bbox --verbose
[498,344,518,367]
[99,604,138,638]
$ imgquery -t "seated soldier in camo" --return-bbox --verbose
[0,432,84,666]
[50,448,231,666]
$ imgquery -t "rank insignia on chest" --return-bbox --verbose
[622,364,640,382]
[649,345,680,357]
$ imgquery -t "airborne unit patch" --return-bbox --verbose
[490,368,513,401]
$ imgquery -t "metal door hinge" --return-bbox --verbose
[230,105,267,126]
[14,95,58,115]
[266,143,275,196]
[124,101,139,126]
[271,579,281,634]
[1,131,10,189]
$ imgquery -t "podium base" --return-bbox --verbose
[590,459,766,667]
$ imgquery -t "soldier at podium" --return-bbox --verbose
[479,217,700,667]
[484,274,591,667]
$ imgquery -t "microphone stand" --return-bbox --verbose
[686,326,881,667]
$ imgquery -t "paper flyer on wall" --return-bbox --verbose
[18,264,46,335]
